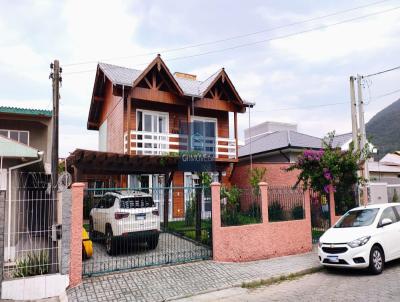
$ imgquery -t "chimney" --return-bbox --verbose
[174,72,197,81]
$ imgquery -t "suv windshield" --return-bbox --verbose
[335,208,379,228]
[120,196,155,209]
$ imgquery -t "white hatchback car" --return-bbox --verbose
[318,203,400,274]
[89,191,161,255]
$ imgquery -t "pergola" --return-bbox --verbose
[66,148,229,231]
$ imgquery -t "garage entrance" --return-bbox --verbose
[82,186,212,276]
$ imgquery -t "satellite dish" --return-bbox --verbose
[58,172,72,192]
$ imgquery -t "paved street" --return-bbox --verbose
[68,252,319,302]
[182,259,400,302]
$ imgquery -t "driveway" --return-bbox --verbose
[183,259,400,302]
[83,232,211,275]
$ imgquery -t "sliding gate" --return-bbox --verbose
[82,186,212,276]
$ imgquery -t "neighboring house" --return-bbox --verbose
[0,106,53,175]
[67,55,249,219]
[0,106,53,272]
[239,122,322,163]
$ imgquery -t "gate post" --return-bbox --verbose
[70,183,84,287]
[259,182,269,223]
[211,182,221,259]
[329,187,336,227]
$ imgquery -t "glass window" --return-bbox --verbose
[19,132,28,145]
[104,195,115,208]
[9,131,18,141]
[379,207,398,225]
[120,196,154,209]
[335,208,379,228]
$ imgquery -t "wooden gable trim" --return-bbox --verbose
[131,87,187,106]
[201,69,244,107]
[195,98,245,113]
[131,55,184,96]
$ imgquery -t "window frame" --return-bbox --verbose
[0,129,30,145]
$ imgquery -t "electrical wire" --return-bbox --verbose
[255,87,400,112]
[63,0,393,67]
[363,65,400,78]
[63,5,400,75]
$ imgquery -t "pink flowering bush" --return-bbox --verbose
[287,132,366,198]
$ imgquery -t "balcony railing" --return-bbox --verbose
[124,130,236,159]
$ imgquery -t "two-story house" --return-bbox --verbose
[70,55,249,220]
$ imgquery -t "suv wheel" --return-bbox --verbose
[105,227,116,256]
[147,233,159,250]
[369,246,384,274]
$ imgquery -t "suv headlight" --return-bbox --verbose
[347,236,371,248]
[318,239,323,248]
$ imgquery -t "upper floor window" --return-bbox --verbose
[0,129,29,145]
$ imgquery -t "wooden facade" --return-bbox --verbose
[83,55,248,218]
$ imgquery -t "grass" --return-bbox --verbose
[241,267,322,289]
[166,220,212,246]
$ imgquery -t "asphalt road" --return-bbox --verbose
[182,259,400,302]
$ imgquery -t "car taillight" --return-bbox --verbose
[115,212,129,220]
[152,209,159,216]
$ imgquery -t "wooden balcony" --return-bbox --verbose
[124,130,237,160]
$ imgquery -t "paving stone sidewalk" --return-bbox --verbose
[67,252,320,302]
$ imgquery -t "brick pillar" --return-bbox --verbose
[259,182,269,223]
[329,187,336,227]
[211,182,221,260]
[69,183,84,287]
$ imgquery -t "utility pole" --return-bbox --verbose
[356,74,369,205]
[50,60,61,192]
[50,60,61,273]
[349,76,358,152]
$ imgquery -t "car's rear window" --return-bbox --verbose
[335,208,379,228]
[120,196,155,209]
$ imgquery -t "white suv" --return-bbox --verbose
[318,203,400,274]
[89,191,161,255]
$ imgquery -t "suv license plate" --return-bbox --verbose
[136,214,146,220]
[327,256,339,263]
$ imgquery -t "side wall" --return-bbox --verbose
[231,162,300,188]
[211,183,312,262]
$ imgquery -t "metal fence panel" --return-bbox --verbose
[82,186,212,276]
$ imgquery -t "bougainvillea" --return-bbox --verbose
[287,132,368,196]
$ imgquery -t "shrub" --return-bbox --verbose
[392,190,399,203]
[185,194,196,226]
[246,202,261,219]
[268,201,284,222]
[13,251,50,278]
[291,205,304,220]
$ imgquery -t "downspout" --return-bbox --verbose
[7,151,44,261]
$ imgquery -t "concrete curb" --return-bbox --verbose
[167,265,323,301]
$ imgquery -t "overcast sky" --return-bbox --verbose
[1,0,400,157]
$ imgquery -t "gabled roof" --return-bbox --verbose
[239,130,323,158]
[330,132,352,148]
[131,55,184,96]
[0,106,52,118]
[95,58,243,100]
[0,135,39,158]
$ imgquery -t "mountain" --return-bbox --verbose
[366,98,400,159]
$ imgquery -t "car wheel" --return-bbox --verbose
[369,246,384,274]
[105,227,116,256]
[147,233,159,250]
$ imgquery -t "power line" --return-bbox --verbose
[63,5,400,76]
[63,0,392,67]
[363,65,400,78]
[256,87,400,112]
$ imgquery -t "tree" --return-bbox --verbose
[248,167,266,196]
[287,132,368,197]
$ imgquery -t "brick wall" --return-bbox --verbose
[231,162,300,188]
